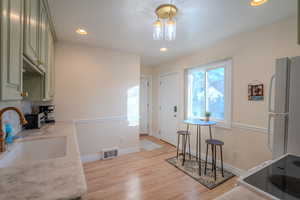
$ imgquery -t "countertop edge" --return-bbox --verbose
[0,122,88,200]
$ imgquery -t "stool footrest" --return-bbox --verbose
[177,130,191,135]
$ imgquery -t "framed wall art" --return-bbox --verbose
[248,83,264,101]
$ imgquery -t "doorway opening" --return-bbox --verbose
[140,76,152,135]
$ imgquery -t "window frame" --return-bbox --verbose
[184,59,232,128]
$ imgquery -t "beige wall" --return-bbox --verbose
[151,16,300,171]
[54,42,141,159]
[141,65,154,76]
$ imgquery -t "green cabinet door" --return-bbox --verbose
[23,0,55,101]
[49,32,55,99]
[0,0,24,101]
[45,27,55,100]
[24,0,40,66]
[38,1,48,73]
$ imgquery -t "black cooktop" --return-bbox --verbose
[244,155,300,200]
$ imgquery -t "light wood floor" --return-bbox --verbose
[83,136,236,200]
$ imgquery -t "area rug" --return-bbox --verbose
[166,155,235,189]
[140,139,162,151]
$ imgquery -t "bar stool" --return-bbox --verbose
[176,130,191,163]
[204,139,224,181]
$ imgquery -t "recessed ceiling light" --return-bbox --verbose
[160,47,168,52]
[76,28,88,35]
[250,0,268,7]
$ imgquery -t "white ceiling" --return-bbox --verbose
[48,0,297,67]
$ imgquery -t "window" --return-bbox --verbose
[185,59,232,127]
[127,86,139,126]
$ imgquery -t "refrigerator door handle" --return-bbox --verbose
[267,114,273,151]
[268,75,276,113]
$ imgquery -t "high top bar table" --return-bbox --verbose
[183,119,217,176]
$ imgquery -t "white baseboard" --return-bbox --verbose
[152,132,161,139]
[81,146,140,164]
[81,153,102,163]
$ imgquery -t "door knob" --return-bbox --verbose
[174,106,177,113]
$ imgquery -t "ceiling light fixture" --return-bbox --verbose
[76,28,88,35]
[250,0,268,7]
[160,47,168,52]
[153,2,178,41]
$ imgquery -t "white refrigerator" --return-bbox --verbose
[268,56,300,159]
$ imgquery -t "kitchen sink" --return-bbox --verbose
[0,136,67,168]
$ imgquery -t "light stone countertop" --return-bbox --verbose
[0,122,87,200]
[215,186,268,200]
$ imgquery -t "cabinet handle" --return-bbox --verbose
[21,92,29,97]
[37,60,44,65]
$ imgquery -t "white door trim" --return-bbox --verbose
[158,72,180,141]
[140,75,152,135]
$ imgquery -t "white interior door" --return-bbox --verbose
[140,77,150,134]
[159,73,179,145]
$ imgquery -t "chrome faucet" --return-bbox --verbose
[0,107,27,153]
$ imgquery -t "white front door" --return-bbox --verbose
[140,77,150,134]
[159,73,179,145]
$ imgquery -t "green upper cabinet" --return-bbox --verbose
[38,1,48,73]
[41,25,54,101]
[1,0,55,102]
[23,21,55,101]
[23,0,40,66]
[0,0,24,101]
[46,27,55,100]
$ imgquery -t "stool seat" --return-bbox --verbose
[177,130,191,135]
[206,139,224,146]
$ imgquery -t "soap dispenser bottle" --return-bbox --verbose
[4,123,14,145]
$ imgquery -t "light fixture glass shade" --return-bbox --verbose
[250,0,268,6]
[153,19,163,40]
[164,18,176,41]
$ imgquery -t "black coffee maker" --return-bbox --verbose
[39,105,55,123]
